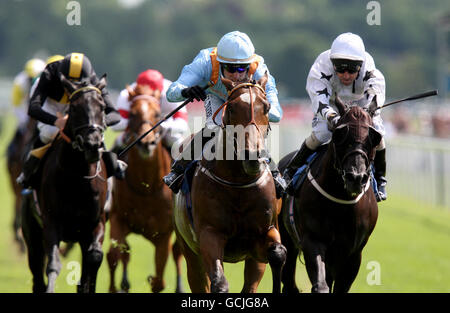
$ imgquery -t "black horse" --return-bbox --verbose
[279,99,382,293]
[21,73,109,293]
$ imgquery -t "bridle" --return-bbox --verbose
[125,94,165,147]
[212,82,267,136]
[59,85,106,152]
[331,116,374,186]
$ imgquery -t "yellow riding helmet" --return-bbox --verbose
[46,54,64,65]
[24,58,45,78]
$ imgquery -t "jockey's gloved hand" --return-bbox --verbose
[327,113,340,130]
[181,85,207,102]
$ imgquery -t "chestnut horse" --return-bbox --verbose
[21,74,109,293]
[279,101,382,293]
[174,75,286,293]
[6,117,36,253]
[107,84,184,293]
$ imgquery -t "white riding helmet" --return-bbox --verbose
[330,32,366,62]
[216,31,255,64]
[24,58,45,78]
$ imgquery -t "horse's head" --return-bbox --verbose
[126,84,162,157]
[220,73,270,175]
[60,73,107,163]
[331,97,382,197]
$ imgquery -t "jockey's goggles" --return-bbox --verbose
[221,63,250,74]
[331,59,362,74]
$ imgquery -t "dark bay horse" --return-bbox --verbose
[21,74,109,293]
[174,75,286,293]
[107,84,184,293]
[6,117,36,252]
[279,100,382,293]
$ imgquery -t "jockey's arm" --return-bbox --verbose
[358,54,386,115]
[28,66,58,126]
[166,49,211,103]
[306,56,335,120]
[109,88,130,132]
[253,62,282,123]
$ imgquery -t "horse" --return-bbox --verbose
[174,75,286,293]
[279,100,382,293]
[6,117,37,253]
[21,73,109,293]
[106,84,184,293]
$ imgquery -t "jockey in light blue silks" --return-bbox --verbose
[163,31,286,198]
[283,32,388,201]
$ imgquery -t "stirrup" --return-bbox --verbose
[163,172,183,193]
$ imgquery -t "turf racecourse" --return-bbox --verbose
[0,116,449,293]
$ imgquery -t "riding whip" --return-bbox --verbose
[118,83,210,158]
[374,89,438,111]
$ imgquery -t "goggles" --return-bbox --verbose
[331,59,362,74]
[221,63,250,74]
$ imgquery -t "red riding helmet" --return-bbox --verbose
[136,69,164,91]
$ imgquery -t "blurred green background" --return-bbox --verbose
[0,0,449,293]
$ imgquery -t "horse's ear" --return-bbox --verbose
[368,126,382,148]
[257,71,268,90]
[96,73,107,90]
[221,76,236,91]
[126,84,136,99]
[59,72,77,94]
[334,93,347,116]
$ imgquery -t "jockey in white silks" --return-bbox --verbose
[11,58,45,131]
[110,69,189,153]
[283,32,388,201]
[162,31,286,198]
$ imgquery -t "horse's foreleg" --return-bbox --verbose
[198,227,228,293]
[265,227,287,293]
[149,234,170,293]
[43,227,61,293]
[79,222,104,293]
[242,258,266,293]
[172,238,185,293]
[302,237,329,293]
[176,230,209,292]
[21,194,46,293]
[106,215,129,293]
[332,252,362,293]
[279,218,300,293]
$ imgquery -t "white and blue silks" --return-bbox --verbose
[166,47,283,127]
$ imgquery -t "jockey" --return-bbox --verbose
[17,52,125,189]
[11,58,45,132]
[162,30,286,198]
[283,32,388,201]
[110,69,189,154]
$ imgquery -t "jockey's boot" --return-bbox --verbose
[103,151,128,180]
[283,141,314,193]
[266,156,287,199]
[373,148,387,202]
[163,128,211,193]
[17,154,41,189]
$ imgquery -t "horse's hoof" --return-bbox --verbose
[148,275,165,293]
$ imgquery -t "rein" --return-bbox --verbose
[212,82,266,135]
[307,169,370,204]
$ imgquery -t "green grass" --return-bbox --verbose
[0,114,449,293]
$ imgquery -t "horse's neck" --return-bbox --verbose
[56,141,95,177]
[128,143,169,184]
[315,146,347,195]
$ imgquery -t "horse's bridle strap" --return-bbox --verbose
[69,86,102,100]
[198,163,270,188]
[307,170,370,204]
